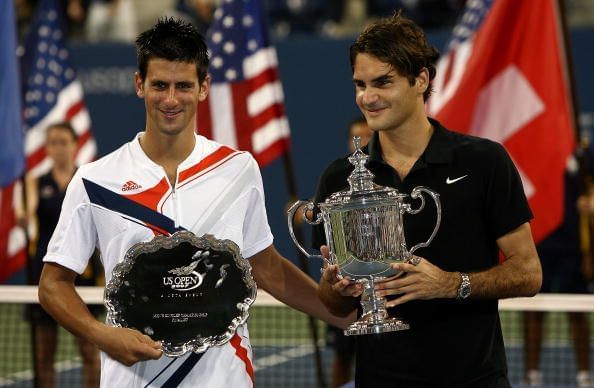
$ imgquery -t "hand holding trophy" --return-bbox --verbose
[288,136,441,335]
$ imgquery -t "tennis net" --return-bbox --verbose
[0,286,593,387]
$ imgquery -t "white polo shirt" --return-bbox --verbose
[44,133,273,387]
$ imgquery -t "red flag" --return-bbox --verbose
[198,0,290,167]
[428,0,575,243]
[0,183,27,281]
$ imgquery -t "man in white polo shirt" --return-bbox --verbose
[38,18,344,387]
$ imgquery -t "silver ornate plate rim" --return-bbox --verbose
[104,230,257,357]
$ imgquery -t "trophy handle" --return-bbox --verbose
[405,186,441,256]
[287,200,325,261]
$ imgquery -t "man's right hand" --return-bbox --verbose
[319,245,363,297]
[317,245,362,317]
[39,263,163,367]
[320,264,364,298]
[94,324,163,366]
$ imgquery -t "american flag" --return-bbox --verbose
[21,0,97,177]
[428,0,575,243]
[0,1,26,282]
[0,0,97,282]
[198,0,290,167]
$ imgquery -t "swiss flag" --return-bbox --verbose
[428,0,575,243]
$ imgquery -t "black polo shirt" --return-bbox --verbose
[312,118,532,387]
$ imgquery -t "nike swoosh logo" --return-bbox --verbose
[446,175,468,184]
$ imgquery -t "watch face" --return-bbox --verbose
[461,284,471,298]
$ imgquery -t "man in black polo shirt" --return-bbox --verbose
[314,11,542,388]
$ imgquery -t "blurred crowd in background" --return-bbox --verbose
[14,0,594,44]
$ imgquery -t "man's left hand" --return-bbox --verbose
[374,256,460,308]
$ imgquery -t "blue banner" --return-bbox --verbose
[0,2,24,187]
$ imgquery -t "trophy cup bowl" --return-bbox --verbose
[288,136,441,335]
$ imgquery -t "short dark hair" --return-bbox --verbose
[350,10,440,101]
[135,17,209,83]
[47,122,78,141]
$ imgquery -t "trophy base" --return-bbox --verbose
[344,317,409,336]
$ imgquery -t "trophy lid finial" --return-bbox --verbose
[347,136,377,192]
[323,136,401,206]
[353,135,361,151]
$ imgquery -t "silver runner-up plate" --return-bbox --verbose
[104,231,257,357]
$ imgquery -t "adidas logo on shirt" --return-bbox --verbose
[121,180,142,191]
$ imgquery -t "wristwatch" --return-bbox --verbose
[457,273,471,300]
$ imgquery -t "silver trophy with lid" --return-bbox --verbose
[288,136,441,335]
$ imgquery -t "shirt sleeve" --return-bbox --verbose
[484,142,533,240]
[241,159,274,258]
[43,169,98,274]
